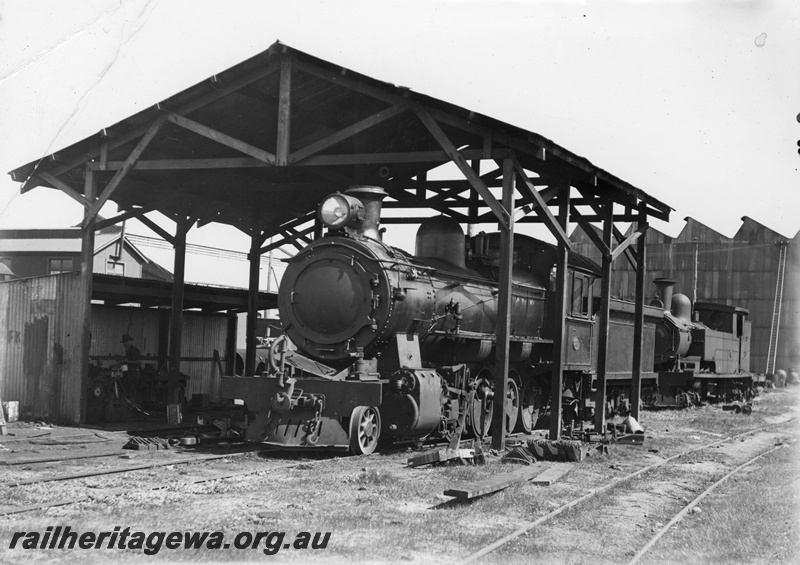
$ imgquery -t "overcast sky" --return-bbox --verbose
[1,0,798,266]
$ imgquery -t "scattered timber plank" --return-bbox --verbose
[616,434,645,446]
[443,464,547,500]
[529,463,571,485]
[407,448,474,468]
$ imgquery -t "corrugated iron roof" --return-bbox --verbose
[91,273,275,312]
[0,239,82,253]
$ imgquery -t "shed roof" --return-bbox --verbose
[9,41,671,241]
[91,273,275,312]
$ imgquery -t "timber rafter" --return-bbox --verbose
[10,41,671,255]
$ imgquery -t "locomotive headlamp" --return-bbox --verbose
[318,193,365,229]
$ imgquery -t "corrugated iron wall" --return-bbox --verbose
[89,306,230,402]
[0,273,84,423]
[1,276,234,422]
[784,237,800,372]
[572,218,799,375]
[181,312,228,402]
[91,306,161,364]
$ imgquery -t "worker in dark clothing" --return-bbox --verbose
[121,334,142,399]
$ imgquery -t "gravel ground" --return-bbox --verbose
[1,388,797,564]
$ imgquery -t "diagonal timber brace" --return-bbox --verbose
[571,206,609,257]
[20,62,281,194]
[167,113,276,164]
[576,186,639,268]
[260,225,315,255]
[611,224,648,264]
[82,116,166,227]
[93,207,156,232]
[289,103,409,164]
[38,172,89,208]
[413,106,510,228]
[512,159,570,248]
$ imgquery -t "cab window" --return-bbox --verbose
[570,271,592,317]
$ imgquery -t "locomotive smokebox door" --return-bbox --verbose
[278,240,392,362]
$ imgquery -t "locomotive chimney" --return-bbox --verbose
[344,186,387,241]
[653,278,676,311]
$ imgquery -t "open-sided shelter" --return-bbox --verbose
[9,41,672,444]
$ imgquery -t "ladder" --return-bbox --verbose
[766,242,788,375]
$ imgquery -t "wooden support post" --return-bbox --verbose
[158,308,170,373]
[593,203,614,432]
[245,234,262,375]
[78,167,96,423]
[631,205,648,420]
[168,218,192,403]
[549,183,570,441]
[491,158,515,450]
[468,160,480,236]
[276,57,292,166]
[225,312,237,376]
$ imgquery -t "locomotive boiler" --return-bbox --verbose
[279,186,548,367]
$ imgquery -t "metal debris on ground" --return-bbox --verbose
[407,447,476,468]
[722,403,753,415]
[501,445,536,465]
[123,436,171,451]
[527,439,589,462]
[407,440,485,467]
[213,419,240,437]
[608,416,646,446]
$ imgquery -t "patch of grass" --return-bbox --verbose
[352,468,394,486]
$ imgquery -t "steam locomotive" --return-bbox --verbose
[221,186,757,454]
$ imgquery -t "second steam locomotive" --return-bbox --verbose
[222,186,758,454]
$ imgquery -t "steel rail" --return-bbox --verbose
[462,417,797,563]
[0,449,262,488]
[0,450,330,518]
[626,442,787,565]
[2,452,128,467]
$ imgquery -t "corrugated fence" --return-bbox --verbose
[1,274,233,423]
[0,273,84,423]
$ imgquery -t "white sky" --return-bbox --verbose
[0,0,798,286]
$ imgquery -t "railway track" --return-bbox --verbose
[463,417,796,563]
[2,402,795,563]
[0,447,330,517]
[626,442,785,565]
[0,438,417,518]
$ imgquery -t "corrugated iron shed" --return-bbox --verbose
[571,217,799,374]
[0,273,84,423]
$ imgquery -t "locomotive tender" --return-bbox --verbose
[221,186,757,454]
